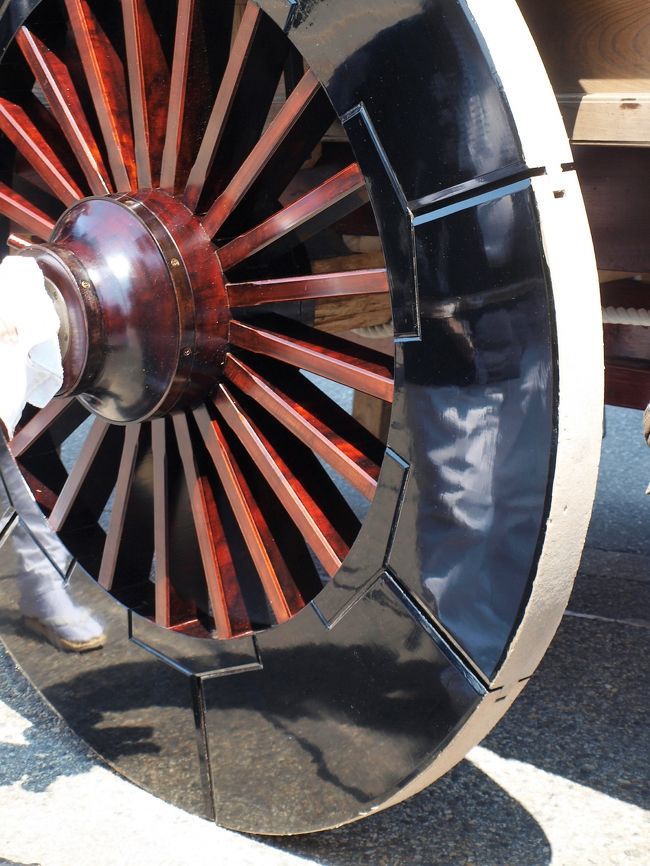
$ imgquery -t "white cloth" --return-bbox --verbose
[0,256,63,437]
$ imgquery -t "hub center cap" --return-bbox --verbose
[20,191,229,424]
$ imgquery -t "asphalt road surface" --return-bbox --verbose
[0,406,648,866]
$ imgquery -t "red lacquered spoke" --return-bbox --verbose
[64,0,136,191]
[98,424,140,590]
[217,163,367,265]
[152,418,171,627]
[160,0,195,191]
[0,182,53,240]
[10,399,87,458]
[174,415,236,638]
[194,406,302,622]
[152,423,213,632]
[20,466,58,513]
[202,69,322,237]
[228,268,389,308]
[121,0,169,188]
[183,0,261,211]
[224,355,381,499]
[16,27,111,196]
[214,384,349,576]
[48,417,111,532]
[230,319,394,401]
[0,99,84,206]
[7,234,32,251]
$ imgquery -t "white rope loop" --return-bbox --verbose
[602,306,650,327]
[355,308,650,336]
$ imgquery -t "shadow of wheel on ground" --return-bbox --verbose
[266,760,551,866]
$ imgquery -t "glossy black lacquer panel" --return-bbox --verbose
[388,183,555,678]
[0,0,39,64]
[263,0,528,199]
[204,575,482,835]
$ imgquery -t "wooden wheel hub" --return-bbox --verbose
[21,192,229,424]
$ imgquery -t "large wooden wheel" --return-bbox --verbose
[0,0,603,835]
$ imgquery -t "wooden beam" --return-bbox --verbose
[605,363,650,410]
[352,392,392,440]
[574,145,650,273]
[517,0,650,92]
[601,279,650,310]
[517,0,650,145]
[313,293,392,334]
[558,93,650,146]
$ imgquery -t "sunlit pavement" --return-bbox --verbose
[1,407,648,866]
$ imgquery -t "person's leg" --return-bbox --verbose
[14,533,105,651]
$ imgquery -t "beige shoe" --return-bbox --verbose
[23,615,106,652]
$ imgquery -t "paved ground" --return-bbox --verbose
[0,406,649,866]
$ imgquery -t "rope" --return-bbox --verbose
[352,322,394,339]
[602,306,650,327]
[355,307,650,336]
